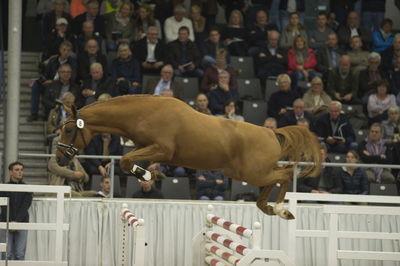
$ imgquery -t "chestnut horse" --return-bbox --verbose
[56,95,322,219]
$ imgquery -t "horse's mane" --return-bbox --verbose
[78,95,166,111]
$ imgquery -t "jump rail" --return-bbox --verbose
[120,204,145,266]
[192,205,294,266]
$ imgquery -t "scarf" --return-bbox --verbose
[295,49,309,65]
[365,137,386,183]
[115,11,129,27]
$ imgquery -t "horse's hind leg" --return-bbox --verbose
[256,185,276,216]
[256,168,295,220]
[119,144,173,181]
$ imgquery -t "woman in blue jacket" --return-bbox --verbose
[372,18,394,52]
[340,150,369,194]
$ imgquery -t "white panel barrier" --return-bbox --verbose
[0,184,70,266]
[285,192,400,265]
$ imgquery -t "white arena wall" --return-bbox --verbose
[22,197,400,266]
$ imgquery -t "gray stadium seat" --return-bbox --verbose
[141,74,158,92]
[242,100,267,126]
[265,78,280,101]
[237,78,262,100]
[230,56,254,78]
[355,129,368,143]
[125,176,142,198]
[106,51,117,73]
[161,177,191,199]
[174,77,199,100]
[369,183,398,196]
[230,180,259,201]
[328,153,346,163]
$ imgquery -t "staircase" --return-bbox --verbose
[1,51,48,185]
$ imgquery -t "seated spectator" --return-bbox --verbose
[340,150,368,195]
[337,11,371,50]
[201,49,237,92]
[208,70,239,115]
[84,133,123,177]
[42,64,79,118]
[327,55,359,104]
[358,123,395,183]
[358,52,387,104]
[247,9,278,56]
[72,0,105,38]
[264,117,277,129]
[196,170,227,201]
[278,98,314,128]
[103,1,135,51]
[279,12,308,50]
[388,56,400,96]
[142,64,184,100]
[132,26,166,75]
[381,34,400,73]
[28,41,77,122]
[41,0,71,47]
[75,21,106,56]
[44,18,74,60]
[48,135,89,196]
[255,30,286,81]
[164,5,195,43]
[190,5,206,42]
[308,11,334,50]
[111,44,141,94]
[134,4,162,41]
[361,0,386,32]
[132,179,164,199]
[382,106,400,139]
[297,144,343,194]
[315,32,344,78]
[95,176,111,198]
[148,161,187,178]
[77,38,108,81]
[287,35,317,83]
[367,80,397,124]
[201,28,227,68]
[216,100,244,121]
[194,93,212,115]
[218,0,246,24]
[278,1,305,30]
[296,117,310,128]
[267,74,299,118]
[167,26,203,78]
[315,101,356,153]
[347,36,369,74]
[372,18,394,52]
[47,92,75,136]
[222,10,247,56]
[327,11,340,31]
[302,76,332,115]
[77,63,122,107]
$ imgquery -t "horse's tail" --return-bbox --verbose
[273,126,322,179]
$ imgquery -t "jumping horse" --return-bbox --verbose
[56,95,322,219]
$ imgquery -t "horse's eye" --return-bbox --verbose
[65,129,72,134]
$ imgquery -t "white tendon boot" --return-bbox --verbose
[131,165,152,181]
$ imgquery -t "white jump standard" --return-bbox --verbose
[192,205,295,266]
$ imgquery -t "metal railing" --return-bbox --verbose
[18,152,400,199]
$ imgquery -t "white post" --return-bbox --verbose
[133,222,145,266]
[287,198,297,259]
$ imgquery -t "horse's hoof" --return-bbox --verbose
[278,209,295,220]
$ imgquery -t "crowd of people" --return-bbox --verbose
[21,0,400,202]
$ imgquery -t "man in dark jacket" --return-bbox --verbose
[381,35,400,73]
[132,26,166,75]
[0,162,33,260]
[132,179,164,199]
[196,170,227,200]
[72,0,105,37]
[167,26,203,77]
[297,144,343,194]
[278,98,314,129]
[337,11,371,50]
[315,101,356,153]
[77,38,108,81]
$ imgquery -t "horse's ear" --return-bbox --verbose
[71,105,78,118]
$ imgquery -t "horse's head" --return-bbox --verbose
[55,105,90,166]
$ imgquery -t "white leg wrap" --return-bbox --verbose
[131,165,152,181]
[273,203,285,214]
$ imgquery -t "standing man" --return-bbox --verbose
[0,162,33,260]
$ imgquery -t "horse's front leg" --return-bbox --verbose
[119,144,173,181]
[256,184,276,216]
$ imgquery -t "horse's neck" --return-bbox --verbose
[80,102,132,138]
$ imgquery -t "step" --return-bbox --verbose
[0,124,44,133]
[4,51,41,57]
[4,63,38,71]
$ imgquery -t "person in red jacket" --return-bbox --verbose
[287,35,317,84]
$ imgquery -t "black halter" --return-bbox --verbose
[56,119,88,159]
